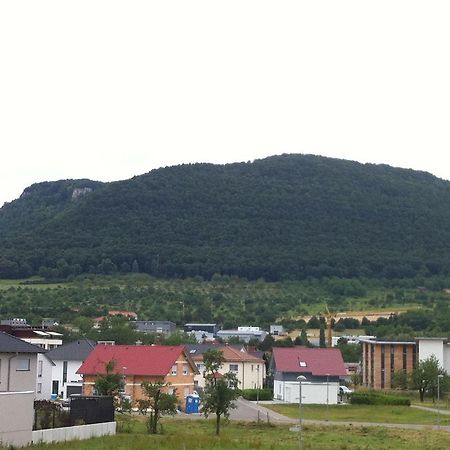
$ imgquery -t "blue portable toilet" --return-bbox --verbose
[185,393,200,414]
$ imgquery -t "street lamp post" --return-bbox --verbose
[437,374,444,428]
[297,375,306,450]
[326,373,330,421]
[256,365,260,404]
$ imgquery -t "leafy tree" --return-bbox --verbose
[201,349,240,435]
[131,259,140,273]
[294,328,310,347]
[141,381,178,434]
[272,337,294,347]
[319,324,326,348]
[391,369,408,390]
[350,372,362,388]
[307,316,321,329]
[409,355,448,402]
[94,360,124,396]
[161,331,197,346]
[258,334,275,352]
[335,338,361,363]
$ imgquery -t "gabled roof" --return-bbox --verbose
[77,345,197,376]
[272,347,346,376]
[0,332,45,354]
[185,343,224,357]
[187,344,264,363]
[220,346,264,363]
[47,339,96,361]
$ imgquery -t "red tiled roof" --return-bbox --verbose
[77,345,188,376]
[272,347,347,376]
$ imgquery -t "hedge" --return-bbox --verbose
[241,389,273,401]
[350,391,410,406]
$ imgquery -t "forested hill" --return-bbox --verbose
[1,154,450,281]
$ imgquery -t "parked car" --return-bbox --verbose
[339,385,353,395]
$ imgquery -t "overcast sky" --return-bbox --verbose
[1,1,450,207]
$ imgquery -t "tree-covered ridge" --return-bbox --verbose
[2,154,450,280]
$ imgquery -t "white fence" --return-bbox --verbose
[32,421,116,444]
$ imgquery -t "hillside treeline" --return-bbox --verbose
[2,154,450,281]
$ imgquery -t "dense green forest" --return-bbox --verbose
[2,154,450,281]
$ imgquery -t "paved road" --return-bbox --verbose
[174,398,450,432]
[412,404,450,415]
[228,398,450,432]
[229,398,294,423]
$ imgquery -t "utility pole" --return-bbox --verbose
[326,373,330,421]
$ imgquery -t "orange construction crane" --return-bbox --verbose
[323,305,336,348]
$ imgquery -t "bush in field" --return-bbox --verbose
[350,391,410,406]
[241,389,273,401]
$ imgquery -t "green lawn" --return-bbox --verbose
[8,418,450,450]
[266,403,450,425]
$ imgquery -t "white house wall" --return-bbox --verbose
[51,360,84,399]
[35,354,53,400]
[274,380,339,404]
[194,361,265,390]
[418,340,444,366]
[443,345,450,373]
[0,353,37,392]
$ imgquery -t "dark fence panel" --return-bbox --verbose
[70,396,115,425]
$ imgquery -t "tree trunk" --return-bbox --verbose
[216,413,221,435]
[419,389,424,402]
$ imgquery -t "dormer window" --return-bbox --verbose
[299,361,307,367]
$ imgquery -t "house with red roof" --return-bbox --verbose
[77,345,198,407]
[270,347,347,404]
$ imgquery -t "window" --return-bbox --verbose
[38,360,43,378]
[16,359,30,371]
[63,361,68,384]
[171,364,177,376]
[183,364,188,375]
[370,345,374,387]
[229,364,238,373]
[37,383,42,394]
[184,387,190,397]
[251,364,254,371]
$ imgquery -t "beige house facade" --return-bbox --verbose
[191,345,265,390]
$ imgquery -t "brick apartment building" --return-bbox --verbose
[360,339,417,389]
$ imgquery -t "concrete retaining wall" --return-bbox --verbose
[32,421,116,444]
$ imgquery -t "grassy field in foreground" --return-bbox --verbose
[266,403,450,425]
[9,419,450,450]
